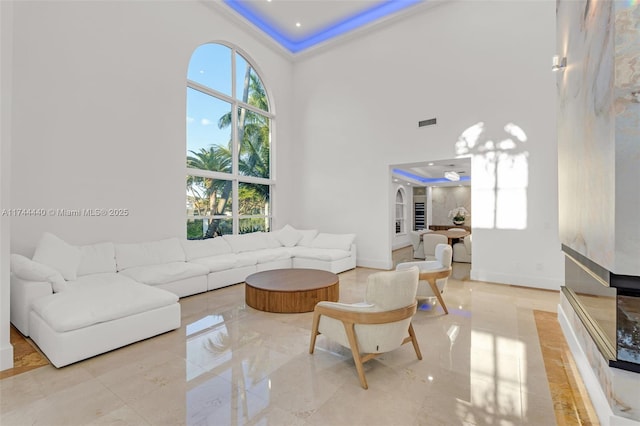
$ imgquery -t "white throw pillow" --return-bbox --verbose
[277,225,302,247]
[297,229,319,247]
[310,233,356,251]
[265,231,283,248]
[223,232,268,253]
[10,253,67,292]
[76,242,117,276]
[32,232,81,281]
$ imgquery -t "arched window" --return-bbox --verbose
[186,43,274,239]
[395,188,406,234]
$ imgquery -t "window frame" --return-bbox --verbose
[186,43,275,237]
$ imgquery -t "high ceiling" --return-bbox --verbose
[217,1,469,186]
[220,0,441,54]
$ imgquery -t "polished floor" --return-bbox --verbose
[1,257,586,425]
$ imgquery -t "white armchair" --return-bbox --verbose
[396,244,453,314]
[409,231,425,259]
[409,230,432,259]
[422,233,447,260]
[309,267,422,389]
[453,234,472,263]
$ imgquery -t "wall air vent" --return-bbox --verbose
[418,118,437,127]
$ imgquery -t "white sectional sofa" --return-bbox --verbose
[10,225,356,367]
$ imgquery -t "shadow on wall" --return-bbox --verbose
[456,122,529,230]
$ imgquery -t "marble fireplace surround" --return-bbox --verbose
[560,246,640,425]
[559,292,640,425]
[555,1,640,423]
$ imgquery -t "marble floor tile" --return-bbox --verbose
[1,259,599,426]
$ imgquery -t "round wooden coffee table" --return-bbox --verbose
[245,268,339,313]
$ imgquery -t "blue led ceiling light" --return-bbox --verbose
[224,0,423,53]
[392,168,471,184]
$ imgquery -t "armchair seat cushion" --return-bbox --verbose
[31,273,178,333]
[119,262,208,285]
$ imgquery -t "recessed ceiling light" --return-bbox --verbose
[295,22,301,27]
[428,162,434,166]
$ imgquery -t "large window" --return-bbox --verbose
[186,43,273,239]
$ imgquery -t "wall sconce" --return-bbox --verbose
[444,171,460,181]
[552,55,567,71]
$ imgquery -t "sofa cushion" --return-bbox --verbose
[223,232,268,253]
[77,242,117,276]
[115,238,185,271]
[310,233,356,251]
[31,273,178,333]
[254,248,292,264]
[190,254,238,272]
[234,252,258,267]
[180,238,232,261]
[276,225,302,247]
[119,262,208,285]
[297,229,319,247]
[10,254,67,293]
[291,247,351,261]
[32,232,81,281]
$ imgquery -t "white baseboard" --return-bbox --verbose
[356,258,392,270]
[0,342,13,371]
[392,242,411,251]
[557,303,640,426]
[470,269,562,291]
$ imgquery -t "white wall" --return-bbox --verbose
[1,0,14,371]
[9,1,295,256]
[431,186,471,226]
[292,0,564,287]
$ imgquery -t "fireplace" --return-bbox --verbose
[613,276,640,370]
[562,245,640,374]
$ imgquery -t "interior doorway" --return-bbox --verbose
[390,158,472,268]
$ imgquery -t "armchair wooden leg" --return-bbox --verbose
[309,311,321,354]
[343,322,368,389]
[427,278,448,314]
[408,323,422,360]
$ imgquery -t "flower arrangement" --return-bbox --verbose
[448,207,469,224]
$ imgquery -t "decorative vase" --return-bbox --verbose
[453,218,465,226]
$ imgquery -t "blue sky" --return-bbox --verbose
[186,45,257,156]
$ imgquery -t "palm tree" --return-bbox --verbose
[218,68,271,225]
[186,146,232,238]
